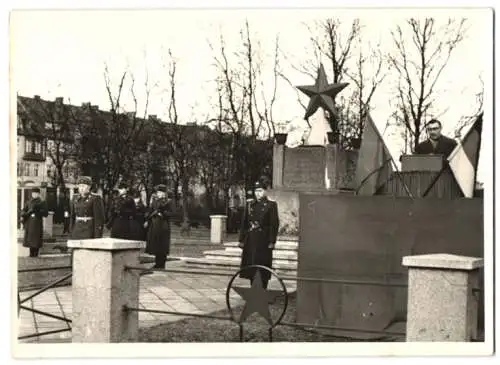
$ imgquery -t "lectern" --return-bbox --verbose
[401,154,445,172]
[385,154,462,198]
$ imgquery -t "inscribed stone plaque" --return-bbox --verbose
[283,146,325,190]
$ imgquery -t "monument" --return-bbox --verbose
[268,64,356,236]
[293,112,484,339]
[269,64,484,340]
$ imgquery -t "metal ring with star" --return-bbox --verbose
[225,265,289,328]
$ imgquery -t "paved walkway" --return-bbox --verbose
[17,261,296,343]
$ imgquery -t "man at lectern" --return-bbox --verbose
[415,119,457,158]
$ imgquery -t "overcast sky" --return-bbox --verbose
[10,8,492,181]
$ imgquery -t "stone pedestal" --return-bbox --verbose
[325,144,339,189]
[272,144,285,189]
[210,215,227,244]
[402,253,483,342]
[43,211,54,238]
[67,237,144,343]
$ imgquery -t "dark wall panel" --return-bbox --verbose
[297,194,483,339]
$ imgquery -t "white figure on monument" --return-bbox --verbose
[304,107,332,146]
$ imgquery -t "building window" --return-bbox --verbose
[25,140,32,153]
[25,163,31,176]
[24,139,43,154]
[17,162,20,176]
[63,165,70,178]
[34,142,42,154]
[34,163,39,177]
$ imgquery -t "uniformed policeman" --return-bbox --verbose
[21,187,49,257]
[238,178,280,289]
[70,176,105,239]
[145,184,174,269]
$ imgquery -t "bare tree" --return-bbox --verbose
[345,40,387,135]
[129,118,165,205]
[208,20,279,190]
[388,18,467,152]
[306,18,361,83]
[155,49,200,226]
[454,74,484,139]
[279,18,361,136]
[72,65,153,213]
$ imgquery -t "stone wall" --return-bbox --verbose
[267,189,300,236]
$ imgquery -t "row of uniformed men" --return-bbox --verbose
[21,176,173,268]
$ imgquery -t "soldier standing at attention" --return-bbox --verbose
[238,178,280,289]
[145,184,174,269]
[70,176,105,240]
[21,187,49,257]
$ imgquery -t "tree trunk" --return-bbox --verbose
[173,178,180,208]
[181,178,190,225]
[413,128,421,153]
[204,188,214,213]
[56,164,66,190]
[144,186,151,207]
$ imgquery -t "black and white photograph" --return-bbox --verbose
[8,3,494,359]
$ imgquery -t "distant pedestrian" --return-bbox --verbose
[238,178,280,289]
[145,184,174,269]
[70,176,105,239]
[21,187,49,257]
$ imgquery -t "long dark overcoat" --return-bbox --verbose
[145,198,174,256]
[22,197,49,249]
[133,200,148,241]
[70,193,105,239]
[109,194,143,240]
[238,196,280,281]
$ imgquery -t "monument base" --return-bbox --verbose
[268,188,354,236]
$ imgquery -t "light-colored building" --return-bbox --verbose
[16,134,49,210]
[16,95,80,226]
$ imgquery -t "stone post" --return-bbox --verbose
[272,144,285,188]
[210,215,227,244]
[43,211,54,238]
[402,253,483,342]
[67,237,144,343]
[325,143,339,190]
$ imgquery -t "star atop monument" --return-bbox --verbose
[231,270,283,326]
[296,63,349,121]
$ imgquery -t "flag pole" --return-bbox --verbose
[355,157,414,199]
[354,158,392,195]
[421,164,447,198]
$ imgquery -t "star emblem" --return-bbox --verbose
[296,63,348,120]
[231,270,283,326]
